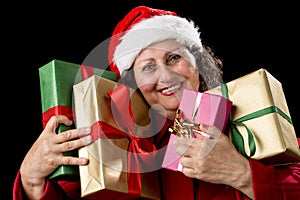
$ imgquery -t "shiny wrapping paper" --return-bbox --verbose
[39,59,117,179]
[162,89,232,171]
[73,75,161,199]
[206,68,300,165]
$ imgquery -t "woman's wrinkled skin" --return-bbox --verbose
[133,40,200,121]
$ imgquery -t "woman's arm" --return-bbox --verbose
[17,115,92,200]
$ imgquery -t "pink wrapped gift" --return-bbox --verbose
[162,89,232,172]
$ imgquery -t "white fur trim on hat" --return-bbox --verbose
[113,15,203,77]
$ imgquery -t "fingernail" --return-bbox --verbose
[84,126,91,133]
[80,126,91,134]
[81,135,92,145]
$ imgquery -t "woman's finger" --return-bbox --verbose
[53,126,91,144]
[55,155,89,166]
[44,115,73,134]
[52,134,92,154]
[173,137,194,156]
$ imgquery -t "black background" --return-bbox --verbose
[2,1,299,199]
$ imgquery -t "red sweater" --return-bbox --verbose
[13,138,300,200]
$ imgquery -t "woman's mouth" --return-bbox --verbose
[160,83,182,96]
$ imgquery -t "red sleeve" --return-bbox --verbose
[249,138,300,199]
[12,170,25,200]
[13,170,81,200]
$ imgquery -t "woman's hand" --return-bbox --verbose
[20,115,92,200]
[174,124,254,199]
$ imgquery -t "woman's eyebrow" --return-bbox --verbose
[135,58,153,66]
[135,47,185,65]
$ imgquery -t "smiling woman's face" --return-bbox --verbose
[133,39,200,120]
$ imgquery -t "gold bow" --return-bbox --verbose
[168,109,209,138]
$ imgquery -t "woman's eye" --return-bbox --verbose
[168,54,181,64]
[142,64,157,72]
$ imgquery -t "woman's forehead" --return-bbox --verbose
[146,39,185,51]
[136,40,187,60]
[134,39,195,66]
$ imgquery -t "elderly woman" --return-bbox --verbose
[14,5,300,200]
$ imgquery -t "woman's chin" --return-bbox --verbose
[163,105,179,120]
[150,103,178,121]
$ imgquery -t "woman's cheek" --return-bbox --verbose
[186,66,199,89]
[137,83,156,95]
[135,73,158,87]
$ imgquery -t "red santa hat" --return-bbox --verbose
[108,6,203,78]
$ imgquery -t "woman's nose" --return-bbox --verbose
[158,65,176,84]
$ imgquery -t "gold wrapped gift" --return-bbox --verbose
[73,75,161,199]
[206,68,300,165]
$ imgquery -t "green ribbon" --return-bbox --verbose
[220,83,293,158]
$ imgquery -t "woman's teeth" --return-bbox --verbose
[161,84,181,94]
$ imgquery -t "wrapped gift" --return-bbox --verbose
[162,89,232,172]
[73,75,161,199]
[39,59,117,179]
[206,68,300,165]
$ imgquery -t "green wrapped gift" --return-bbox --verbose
[39,59,117,180]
